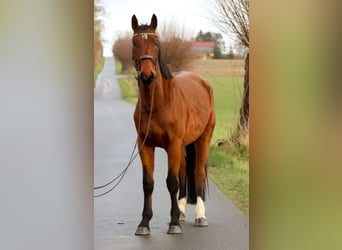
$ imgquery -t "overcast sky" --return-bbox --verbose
[97,0,226,56]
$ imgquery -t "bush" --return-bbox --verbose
[112,23,195,74]
[94,25,102,70]
[158,23,195,72]
[94,3,103,71]
[112,33,134,73]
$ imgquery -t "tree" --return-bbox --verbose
[113,23,195,73]
[94,2,103,70]
[158,22,195,71]
[226,46,235,59]
[207,0,249,145]
[112,33,133,73]
[195,31,225,59]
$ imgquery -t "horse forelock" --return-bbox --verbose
[137,24,152,33]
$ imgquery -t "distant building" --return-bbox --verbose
[191,42,215,52]
[190,42,215,59]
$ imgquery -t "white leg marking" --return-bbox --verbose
[195,197,206,219]
[178,197,187,215]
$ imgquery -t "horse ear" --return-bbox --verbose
[150,14,157,30]
[131,15,138,32]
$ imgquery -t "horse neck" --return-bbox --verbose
[138,66,170,112]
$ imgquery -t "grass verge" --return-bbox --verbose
[94,57,105,88]
[117,75,138,104]
[115,59,122,74]
[206,76,249,215]
[208,144,249,215]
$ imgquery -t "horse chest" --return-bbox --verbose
[139,119,171,148]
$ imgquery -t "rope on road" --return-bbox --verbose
[94,80,155,197]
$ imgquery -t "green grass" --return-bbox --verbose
[206,76,249,215]
[117,76,138,104]
[208,144,249,215]
[94,57,105,88]
[115,60,122,74]
[207,76,243,143]
[116,71,249,215]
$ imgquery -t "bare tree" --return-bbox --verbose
[94,2,104,70]
[158,22,195,72]
[112,33,134,73]
[210,0,249,47]
[208,0,249,145]
[113,23,195,73]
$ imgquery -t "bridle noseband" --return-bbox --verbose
[134,55,157,72]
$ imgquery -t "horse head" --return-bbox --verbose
[131,14,159,85]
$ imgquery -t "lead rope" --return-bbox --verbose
[94,80,156,197]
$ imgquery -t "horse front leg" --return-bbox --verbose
[135,142,155,236]
[166,139,182,234]
[178,149,187,221]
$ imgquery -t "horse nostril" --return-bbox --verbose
[139,72,155,85]
[141,73,147,81]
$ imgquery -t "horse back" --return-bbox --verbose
[174,71,214,108]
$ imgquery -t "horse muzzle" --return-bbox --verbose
[134,55,157,85]
[137,71,156,85]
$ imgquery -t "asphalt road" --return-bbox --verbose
[94,57,249,250]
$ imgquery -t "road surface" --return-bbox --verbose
[94,57,249,250]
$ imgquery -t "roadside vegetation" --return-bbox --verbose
[94,2,104,88]
[94,57,104,87]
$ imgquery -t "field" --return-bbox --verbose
[192,59,245,77]
[117,59,249,215]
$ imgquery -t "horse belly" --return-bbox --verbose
[177,74,214,144]
[183,112,210,144]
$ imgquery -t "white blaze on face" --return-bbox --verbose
[195,197,206,219]
[178,197,187,215]
[141,33,148,40]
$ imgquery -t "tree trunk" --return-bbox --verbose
[234,51,249,146]
[239,51,249,130]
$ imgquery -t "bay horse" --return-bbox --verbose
[131,14,216,235]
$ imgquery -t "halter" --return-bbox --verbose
[133,32,157,39]
[132,33,159,72]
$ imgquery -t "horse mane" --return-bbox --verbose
[158,45,173,79]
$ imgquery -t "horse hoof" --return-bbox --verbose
[195,218,208,227]
[179,212,186,221]
[167,225,182,234]
[135,226,150,235]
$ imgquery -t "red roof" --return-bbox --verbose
[191,42,215,47]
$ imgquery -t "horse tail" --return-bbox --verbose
[185,143,198,204]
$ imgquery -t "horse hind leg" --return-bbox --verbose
[183,140,209,227]
[194,157,209,227]
[194,115,215,227]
